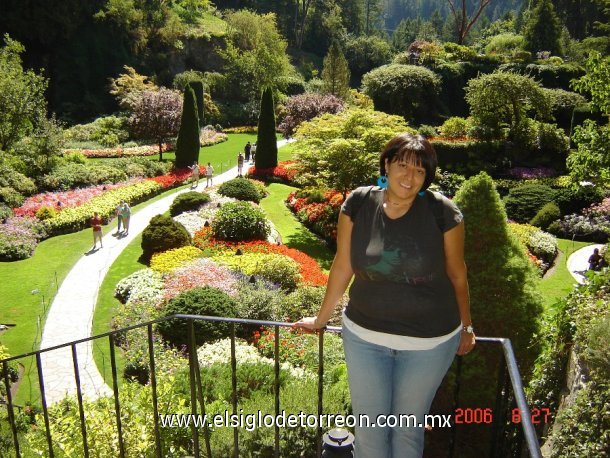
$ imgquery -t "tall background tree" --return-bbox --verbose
[321,41,350,98]
[0,35,48,151]
[128,88,182,160]
[187,80,205,128]
[447,0,492,44]
[175,86,200,168]
[523,0,563,56]
[255,87,278,169]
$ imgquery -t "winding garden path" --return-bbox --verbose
[566,243,605,284]
[40,140,292,405]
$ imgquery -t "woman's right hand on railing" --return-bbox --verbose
[293,316,324,331]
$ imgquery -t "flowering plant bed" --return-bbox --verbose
[247,161,298,184]
[66,143,174,158]
[285,190,345,245]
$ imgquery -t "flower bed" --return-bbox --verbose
[247,161,298,184]
[148,167,192,189]
[509,222,558,274]
[200,129,228,146]
[194,227,327,286]
[13,180,143,217]
[150,246,204,273]
[66,143,174,158]
[0,216,47,261]
[286,190,345,245]
[162,258,241,300]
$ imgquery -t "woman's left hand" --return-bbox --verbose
[456,330,476,356]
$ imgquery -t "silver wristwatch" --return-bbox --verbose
[462,324,474,334]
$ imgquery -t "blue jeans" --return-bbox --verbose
[342,325,460,458]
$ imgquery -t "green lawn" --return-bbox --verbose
[0,184,191,405]
[539,238,592,313]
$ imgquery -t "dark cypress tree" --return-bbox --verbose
[175,86,200,168]
[523,0,564,56]
[188,80,205,128]
[255,87,278,170]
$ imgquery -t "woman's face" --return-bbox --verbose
[385,157,426,199]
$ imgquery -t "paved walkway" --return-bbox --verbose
[40,141,291,405]
[566,243,605,284]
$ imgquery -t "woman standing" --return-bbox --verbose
[295,134,475,458]
[120,202,131,236]
[91,212,103,250]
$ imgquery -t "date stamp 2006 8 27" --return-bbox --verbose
[453,407,551,425]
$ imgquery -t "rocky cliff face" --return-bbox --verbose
[167,35,227,76]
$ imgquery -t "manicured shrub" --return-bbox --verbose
[0,203,11,222]
[417,124,437,138]
[434,170,466,198]
[530,202,561,230]
[35,206,58,220]
[503,183,556,223]
[157,286,237,347]
[0,164,37,196]
[361,64,441,124]
[188,80,205,128]
[40,163,128,191]
[235,281,286,322]
[438,117,470,138]
[0,187,24,208]
[218,178,263,203]
[430,139,504,176]
[141,215,191,263]
[169,191,211,216]
[212,201,270,242]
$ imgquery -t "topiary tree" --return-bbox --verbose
[212,201,270,242]
[175,86,200,168]
[218,178,263,203]
[169,191,211,216]
[255,87,278,169]
[157,286,237,348]
[140,215,191,263]
[503,183,556,223]
[452,172,543,404]
[361,64,441,124]
[188,80,205,128]
[523,0,563,56]
[530,202,561,230]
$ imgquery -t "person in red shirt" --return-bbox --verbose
[91,212,103,249]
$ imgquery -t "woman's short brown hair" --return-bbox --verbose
[379,133,437,191]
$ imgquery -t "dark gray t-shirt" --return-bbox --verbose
[341,187,463,338]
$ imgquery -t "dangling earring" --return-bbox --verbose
[377,175,388,189]
[418,190,426,196]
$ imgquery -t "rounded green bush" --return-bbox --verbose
[157,286,237,347]
[212,201,270,242]
[218,178,263,203]
[0,204,12,222]
[0,187,24,208]
[503,184,555,223]
[552,185,604,215]
[530,202,561,230]
[439,117,470,138]
[254,255,301,291]
[35,206,58,221]
[141,215,191,262]
[170,191,211,216]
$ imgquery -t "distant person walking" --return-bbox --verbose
[244,141,252,162]
[114,203,123,235]
[120,202,131,236]
[91,212,103,250]
[250,142,257,163]
[188,161,200,188]
[205,162,214,187]
[237,152,245,177]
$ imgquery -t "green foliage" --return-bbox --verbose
[90,115,129,147]
[0,163,36,196]
[255,87,278,169]
[175,86,200,168]
[571,51,610,116]
[235,280,286,322]
[281,285,326,322]
[484,33,525,57]
[417,124,437,138]
[158,286,237,347]
[362,64,441,124]
[530,202,561,230]
[169,191,210,216]
[321,41,350,98]
[582,312,610,381]
[0,35,48,151]
[211,201,270,242]
[343,34,392,83]
[504,183,556,223]
[453,173,542,401]
[218,178,263,203]
[40,163,128,191]
[465,71,551,141]
[523,0,563,56]
[552,183,604,215]
[568,120,610,185]
[0,186,24,208]
[438,117,470,138]
[293,108,412,195]
[430,139,504,176]
[11,116,66,176]
[140,214,191,263]
[188,80,205,128]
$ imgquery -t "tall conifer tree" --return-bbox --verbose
[175,86,200,168]
[188,80,205,128]
[322,41,351,98]
[255,87,278,169]
[523,0,564,56]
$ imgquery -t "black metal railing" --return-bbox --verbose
[1,315,541,457]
